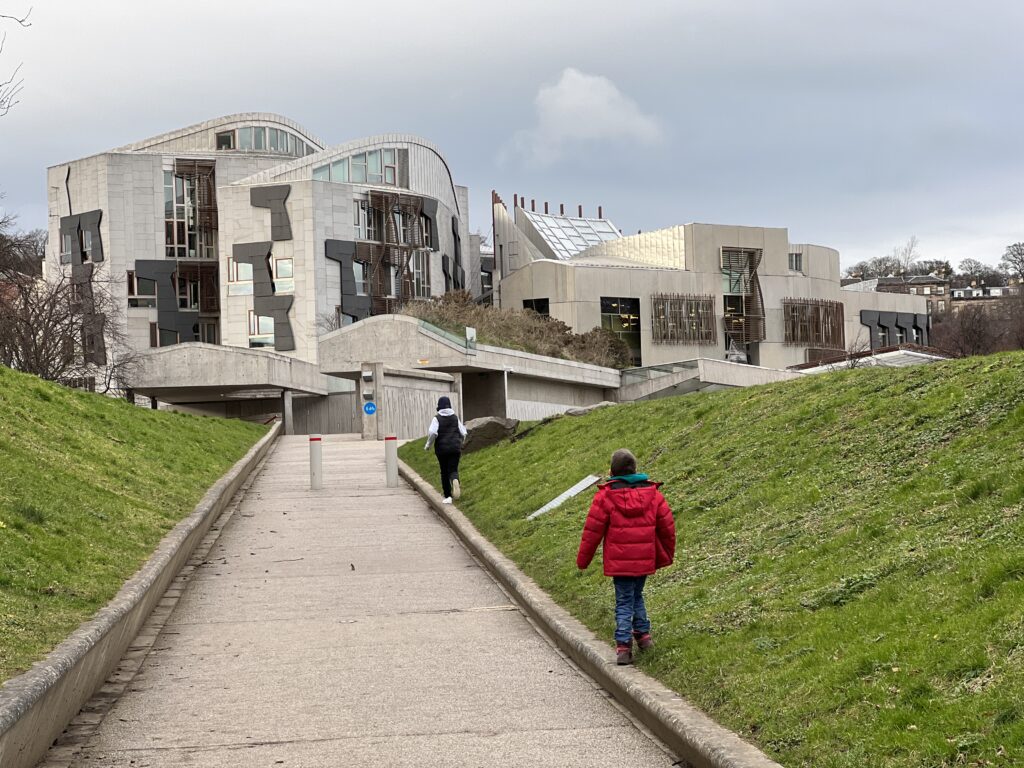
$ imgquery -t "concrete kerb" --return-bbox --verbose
[0,421,282,768]
[398,459,783,768]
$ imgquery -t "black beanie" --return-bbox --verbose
[437,396,452,411]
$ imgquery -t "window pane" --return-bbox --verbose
[382,148,395,164]
[287,133,297,155]
[269,129,279,151]
[384,167,395,185]
[258,316,274,334]
[276,258,293,278]
[368,173,383,184]
[313,165,330,181]
[238,262,253,281]
[238,127,253,150]
[367,150,382,174]
[254,127,266,149]
[216,131,234,150]
[331,159,349,182]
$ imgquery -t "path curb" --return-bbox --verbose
[399,459,783,768]
[0,422,281,768]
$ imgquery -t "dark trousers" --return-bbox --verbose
[436,450,461,498]
[612,575,650,644]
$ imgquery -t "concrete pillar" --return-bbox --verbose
[283,390,294,435]
[360,362,386,440]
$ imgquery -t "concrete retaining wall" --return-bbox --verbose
[0,423,281,768]
[399,459,783,768]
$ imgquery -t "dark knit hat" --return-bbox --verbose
[437,396,452,411]
[610,449,637,477]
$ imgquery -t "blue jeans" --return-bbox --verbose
[613,575,650,644]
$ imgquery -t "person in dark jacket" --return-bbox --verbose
[424,396,467,504]
[577,448,676,665]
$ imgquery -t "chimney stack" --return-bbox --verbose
[513,193,519,208]
[531,199,536,212]
[577,204,583,217]
[598,205,603,219]
[560,203,565,215]
[544,202,549,214]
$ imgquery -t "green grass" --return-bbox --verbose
[0,366,267,681]
[401,351,1024,768]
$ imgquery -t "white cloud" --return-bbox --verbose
[505,68,663,166]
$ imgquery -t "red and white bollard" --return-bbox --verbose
[385,436,398,488]
[309,434,323,490]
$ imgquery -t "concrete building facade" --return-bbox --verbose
[46,114,476,374]
[493,195,931,369]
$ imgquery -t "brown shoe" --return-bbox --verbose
[616,643,633,665]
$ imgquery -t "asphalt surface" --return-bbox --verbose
[58,435,675,767]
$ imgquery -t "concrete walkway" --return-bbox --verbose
[65,435,675,767]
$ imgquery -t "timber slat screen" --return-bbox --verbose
[782,297,846,351]
[721,247,766,345]
[651,293,717,344]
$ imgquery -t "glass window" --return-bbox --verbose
[382,149,395,165]
[268,128,279,151]
[313,165,330,182]
[287,133,296,156]
[600,296,642,365]
[216,131,235,150]
[238,127,253,150]
[523,298,549,315]
[159,328,179,347]
[350,153,367,183]
[354,261,368,295]
[229,257,253,282]
[254,127,266,150]
[275,258,293,278]
[384,167,396,185]
[788,252,803,272]
[331,158,349,182]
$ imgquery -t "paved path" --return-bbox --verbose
[66,435,675,767]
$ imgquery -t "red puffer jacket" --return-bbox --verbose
[577,480,676,577]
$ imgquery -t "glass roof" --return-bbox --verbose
[521,210,621,260]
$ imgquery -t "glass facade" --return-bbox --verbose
[216,126,315,157]
[314,149,399,187]
[164,171,216,259]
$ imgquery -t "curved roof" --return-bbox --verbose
[237,133,462,215]
[113,112,327,153]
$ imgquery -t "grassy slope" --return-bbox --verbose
[0,366,267,681]
[401,352,1024,768]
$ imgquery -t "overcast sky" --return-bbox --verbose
[2,0,1023,269]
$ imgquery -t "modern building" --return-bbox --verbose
[492,194,931,369]
[46,113,477,373]
[842,275,951,315]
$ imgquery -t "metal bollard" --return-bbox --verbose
[309,434,323,490]
[385,436,398,488]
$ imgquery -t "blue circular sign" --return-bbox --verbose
[363,402,377,416]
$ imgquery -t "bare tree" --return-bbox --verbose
[1001,243,1024,280]
[958,258,1007,287]
[0,6,31,117]
[930,304,1005,358]
[891,236,920,273]
[1,213,138,394]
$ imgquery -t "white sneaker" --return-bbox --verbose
[442,497,453,505]
[452,479,461,500]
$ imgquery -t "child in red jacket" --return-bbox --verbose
[577,449,676,665]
